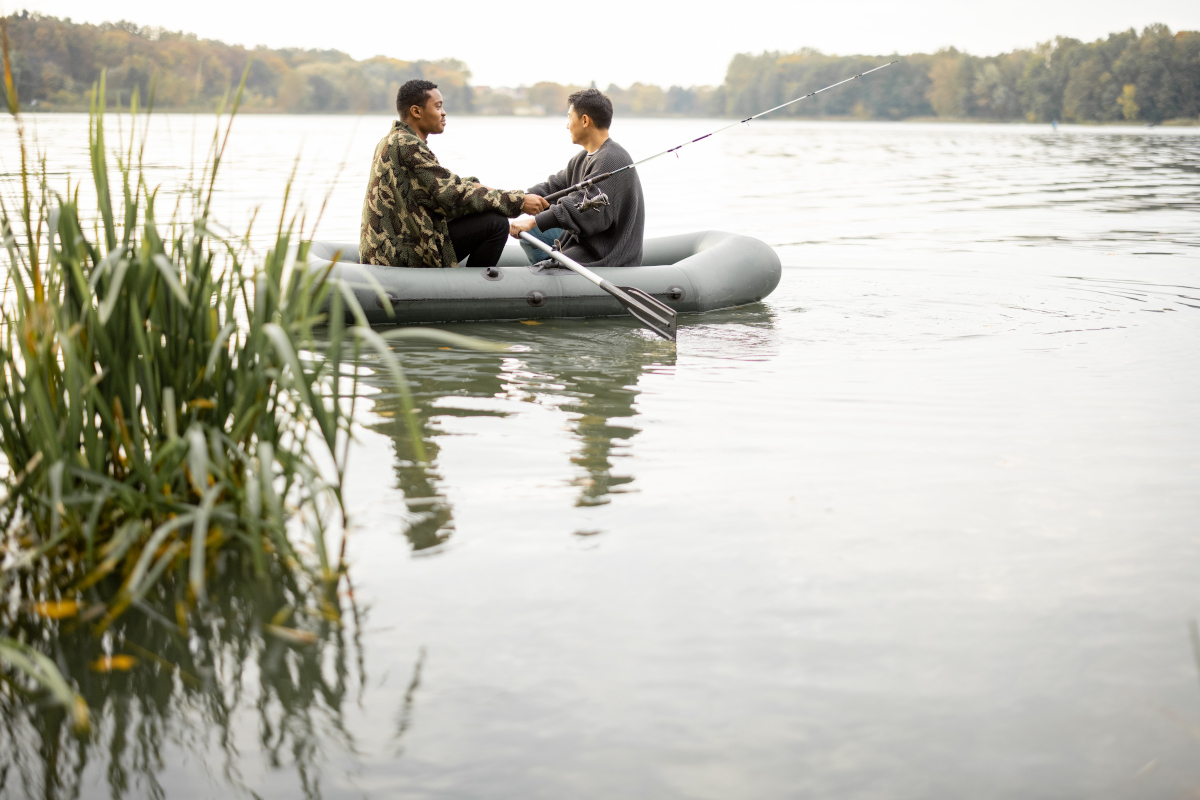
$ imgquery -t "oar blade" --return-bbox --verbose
[517,232,678,341]
[614,285,678,342]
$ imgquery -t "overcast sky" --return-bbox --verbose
[10,0,1200,88]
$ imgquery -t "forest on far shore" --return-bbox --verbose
[2,12,1198,123]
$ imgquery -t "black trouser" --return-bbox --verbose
[447,211,509,269]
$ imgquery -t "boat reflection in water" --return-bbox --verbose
[360,316,690,549]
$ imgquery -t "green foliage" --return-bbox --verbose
[1118,84,1141,120]
[0,29,494,646]
[0,64,369,625]
[718,50,933,120]
[0,637,89,732]
[927,51,971,117]
[704,26,1199,123]
[1,11,1197,122]
[0,11,472,112]
[0,27,509,791]
[0,55,512,760]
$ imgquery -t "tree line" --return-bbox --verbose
[718,25,1199,123]
[0,13,473,113]
[2,12,1198,123]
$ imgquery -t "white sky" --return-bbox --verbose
[9,0,1200,88]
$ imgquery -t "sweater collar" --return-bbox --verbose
[584,139,610,158]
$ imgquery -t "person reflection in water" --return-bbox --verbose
[365,332,677,550]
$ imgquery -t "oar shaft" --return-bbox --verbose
[518,231,605,287]
[517,232,678,341]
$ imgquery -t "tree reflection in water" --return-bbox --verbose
[0,561,367,799]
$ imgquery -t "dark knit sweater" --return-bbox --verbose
[529,139,644,268]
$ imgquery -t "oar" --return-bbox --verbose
[518,231,678,342]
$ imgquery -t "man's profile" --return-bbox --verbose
[511,88,645,268]
[361,79,548,269]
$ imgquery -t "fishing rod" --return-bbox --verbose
[525,60,897,342]
[542,60,899,208]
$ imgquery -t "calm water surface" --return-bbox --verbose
[2,114,1200,798]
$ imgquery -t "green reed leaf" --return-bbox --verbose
[97,253,130,325]
[126,514,194,597]
[351,326,426,464]
[162,387,178,440]
[185,424,209,496]
[152,253,191,307]
[189,486,220,602]
[0,638,89,733]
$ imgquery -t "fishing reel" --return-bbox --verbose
[576,187,610,213]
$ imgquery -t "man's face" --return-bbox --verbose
[566,105,587,145]
[410,88,446,136]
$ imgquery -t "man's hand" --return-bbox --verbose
[509,217,538,239]
[522,194,549,215]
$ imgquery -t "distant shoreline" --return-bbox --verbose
[8,108,1198,127]
[4,14,1198,125]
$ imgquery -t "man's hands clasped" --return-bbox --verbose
[512,194,550,239]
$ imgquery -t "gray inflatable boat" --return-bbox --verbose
[306,230,780,325]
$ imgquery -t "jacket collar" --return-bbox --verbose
[394,119,424,141]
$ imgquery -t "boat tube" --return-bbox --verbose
[305,230,781,325]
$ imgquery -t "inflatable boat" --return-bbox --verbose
[305,230,780,325]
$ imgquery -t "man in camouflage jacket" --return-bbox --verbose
[361,79,548,269]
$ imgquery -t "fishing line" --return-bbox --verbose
[543,60,900,206]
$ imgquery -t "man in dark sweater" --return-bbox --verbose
[510,89,645,268]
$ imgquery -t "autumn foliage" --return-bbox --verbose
[2,12,1198,122]
[0,11,472,112]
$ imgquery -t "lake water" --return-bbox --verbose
[2,113,1200,798]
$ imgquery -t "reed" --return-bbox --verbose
[0,41,501,731]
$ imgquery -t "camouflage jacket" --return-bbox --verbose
[360,120,525,268]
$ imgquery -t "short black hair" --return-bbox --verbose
[397,79,439,119]
[567,88,613,130]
